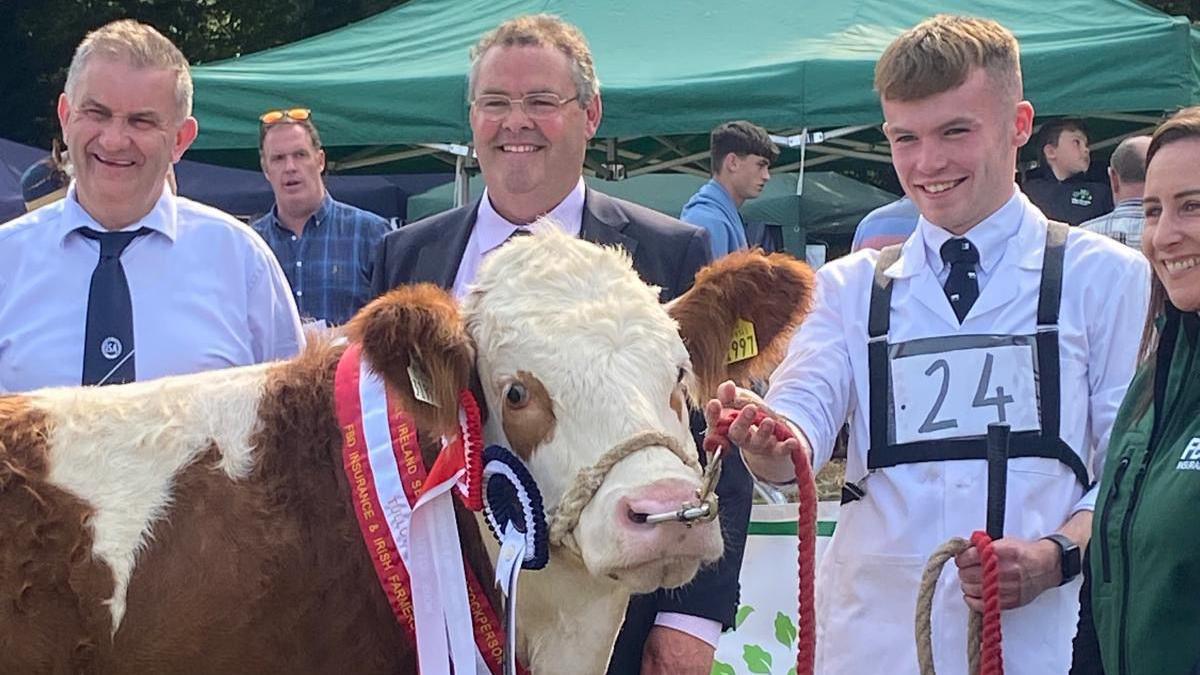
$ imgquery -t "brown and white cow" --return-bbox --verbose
[0,228,813,674]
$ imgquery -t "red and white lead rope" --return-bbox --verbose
[713,408,816,675]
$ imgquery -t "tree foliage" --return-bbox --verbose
[0,0,408,147]
[0,0,1196,150]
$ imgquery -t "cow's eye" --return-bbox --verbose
[505,381,530,408]
[677,367,686,384]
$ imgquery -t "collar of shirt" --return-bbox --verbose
[475,177,586,253]
[1114,197,1144,210]
[916,186,1025,279]
[270,191,333,234]
[56,181,177,245]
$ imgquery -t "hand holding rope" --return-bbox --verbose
[916,423,1009,675]
[709,405,817,675]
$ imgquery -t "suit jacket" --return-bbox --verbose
[374,188,708,301]
[372,188,753,669]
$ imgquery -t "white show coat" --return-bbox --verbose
[766,191,1149,674]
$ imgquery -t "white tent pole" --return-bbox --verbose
[454,154,468,208]
[797,128,807,197]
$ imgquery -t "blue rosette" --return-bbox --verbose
[482,445,549,570]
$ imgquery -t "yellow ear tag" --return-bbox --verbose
[726,318,759,364]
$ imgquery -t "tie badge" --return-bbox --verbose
[101,337,124,360]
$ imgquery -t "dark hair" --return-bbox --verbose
[1037,117,1087,167]
[1135,107,1200,367]
[1146,107,1200,167]
[710,120,779,175]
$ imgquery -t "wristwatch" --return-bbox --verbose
[1041,533,1081,586]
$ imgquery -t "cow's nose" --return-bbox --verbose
[619,478,699,526]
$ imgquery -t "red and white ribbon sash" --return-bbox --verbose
[335,344,507,675]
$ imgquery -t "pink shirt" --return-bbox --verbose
[451,179,585,299]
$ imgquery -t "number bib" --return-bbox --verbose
[888,334,1041,445]
[852,223,1092,496]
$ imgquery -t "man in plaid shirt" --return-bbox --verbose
[252,109,390,326]
[1080,135,1150,250]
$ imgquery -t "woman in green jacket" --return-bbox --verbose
[1091,106,1200,675]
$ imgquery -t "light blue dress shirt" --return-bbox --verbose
[0,185,305,393]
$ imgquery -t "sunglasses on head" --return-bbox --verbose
[260,108,312,125]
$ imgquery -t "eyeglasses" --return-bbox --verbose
[470,93,579,121]
[260,108,312,125]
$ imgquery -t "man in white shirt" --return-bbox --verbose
[707,15,1148,674]
[0,19,303,393]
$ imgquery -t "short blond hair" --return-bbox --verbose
[874,15,1022,103]
[468,14,599,106]
[65,19,193,121]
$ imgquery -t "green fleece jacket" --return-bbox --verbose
[1092,309,1200,675]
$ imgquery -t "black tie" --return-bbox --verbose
[77,227,151,386]
[940,237,979,324]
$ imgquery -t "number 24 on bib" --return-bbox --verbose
[888,337,1040,445]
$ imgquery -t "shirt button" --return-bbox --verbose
[296,260,303,268]
[291,235,297,241]
[296,290,303,297]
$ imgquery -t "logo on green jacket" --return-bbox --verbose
[1177,437,1200,471]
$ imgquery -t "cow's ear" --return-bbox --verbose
[667,250,815,405]
[346,284,476,435]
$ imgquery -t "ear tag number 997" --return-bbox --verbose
[726,319,759,365]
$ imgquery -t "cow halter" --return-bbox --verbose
[546,430,708,558]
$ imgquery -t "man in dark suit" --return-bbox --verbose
[372,14,752,675]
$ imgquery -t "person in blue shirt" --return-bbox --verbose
[253,109,391,326]
[680,120,778,259]
[850,195,921,252]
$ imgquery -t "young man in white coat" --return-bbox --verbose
[705,15,1149,674]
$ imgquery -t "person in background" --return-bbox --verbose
[0,19,302,393]
[252,108,390,326]
[1023,118,1113,225]
[1079,135,1151,250]
[1090,106,1200,675]
[680,120,779,259]
[850,195,920,252]
[705,15,1149,673]
[20,142,70,212]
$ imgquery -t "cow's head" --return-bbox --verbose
[460,227,814,593]
[349,227,813,596]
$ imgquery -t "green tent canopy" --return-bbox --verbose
[190,0,1200,169]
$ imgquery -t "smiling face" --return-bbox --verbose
[470,44,601,223]
[882,68,1033,235]
[261,123,327,222]
[57,57,196,230]
[1142,137,1200,312]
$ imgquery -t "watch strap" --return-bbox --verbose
[1041,533,1081,586]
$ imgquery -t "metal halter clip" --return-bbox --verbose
[638,448,722,526]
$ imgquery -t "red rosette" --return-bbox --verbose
[458,389,485,511]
